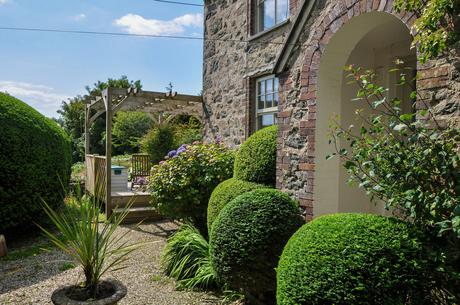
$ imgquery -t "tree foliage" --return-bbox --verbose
[394,0,460,62]
[141,124,175,165]
[112,111,153,155]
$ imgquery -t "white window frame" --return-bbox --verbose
[255,75,279,131]
[255,0,289,33]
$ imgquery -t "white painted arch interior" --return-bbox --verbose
[314,11,416,217]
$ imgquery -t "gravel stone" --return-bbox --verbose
[0,220,222,305]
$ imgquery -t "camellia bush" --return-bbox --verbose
[149,142,234,235]
[277,214,433,305]
[0,93,71,232]
[329,65,460,301]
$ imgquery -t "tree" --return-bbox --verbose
[58,76,142,162]
[112,111,153,155]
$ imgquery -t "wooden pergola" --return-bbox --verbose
[84,87,203,218]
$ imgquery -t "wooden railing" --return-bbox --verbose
[85,154,107,201]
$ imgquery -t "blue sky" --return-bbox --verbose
[0,0,204,117]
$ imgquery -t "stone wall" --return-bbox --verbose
[202,0,298,147]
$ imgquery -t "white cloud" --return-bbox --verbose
[73,13,86,21]
[0,81,70,117]
[0,0,9,5]
[114,13,203,36]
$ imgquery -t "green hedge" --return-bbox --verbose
[233,125,278,186]
[210,189,303,299]
[207,178,268,232]
[0,93,71,232]
[277,213,432,305]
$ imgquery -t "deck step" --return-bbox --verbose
[113,206,162,224]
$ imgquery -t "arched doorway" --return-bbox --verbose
[314,11,416,216]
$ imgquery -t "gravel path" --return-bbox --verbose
[0,220,222,305]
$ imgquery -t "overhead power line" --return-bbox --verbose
[0,26,294,46]
[151,0,203,7]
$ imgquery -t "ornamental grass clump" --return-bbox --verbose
[161,224,216,290]
[149,142,234,235]
[39,190,138,300]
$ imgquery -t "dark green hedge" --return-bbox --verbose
[277,213,433,305]
[207,178,268,232]
[0,93,71,232]
[210,189,303,299]
[233,125,278,186]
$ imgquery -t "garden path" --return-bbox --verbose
[0,220,222,305]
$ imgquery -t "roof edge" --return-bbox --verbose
[272,0,318,74]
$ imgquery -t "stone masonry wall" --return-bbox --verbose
[203,0,299,147]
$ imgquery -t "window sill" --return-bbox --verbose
[248,19,290,42]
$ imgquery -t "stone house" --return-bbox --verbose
[202,0,460,220]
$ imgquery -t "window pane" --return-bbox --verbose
[274,93,279,106]
[257,0,265,32]
[266,78,273,93]
[258,95,265,109]
[276,0,289,23]
[263,0,275,30]
[258,114,275,128]
[259,80,265,95]
[274,77,279,92]
[266,93,273,108]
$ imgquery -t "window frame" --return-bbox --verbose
[255,0,289,34]
[255,74,279,131]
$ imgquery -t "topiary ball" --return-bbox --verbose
[234,125,277,186]
[0,93,71,232]
[207,178,269,232]
[210,189,303,299]
[277,213,432,305]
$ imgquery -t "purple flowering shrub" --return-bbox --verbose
[149,142,235,235]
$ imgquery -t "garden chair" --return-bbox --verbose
[131,153,150,190]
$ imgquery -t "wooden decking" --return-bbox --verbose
[111,190,161,223]
[85,154,160,223]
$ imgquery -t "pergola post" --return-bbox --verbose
[103,88,113,217]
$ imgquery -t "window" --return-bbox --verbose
[255,0,289,33]
[255,75,279,130]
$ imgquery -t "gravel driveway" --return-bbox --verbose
[0,220,222,305]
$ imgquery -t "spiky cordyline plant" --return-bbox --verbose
[39,188,138,298]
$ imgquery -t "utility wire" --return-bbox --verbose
[151,0,203,7]
[0,26,296,46]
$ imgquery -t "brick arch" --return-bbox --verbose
[277,0,418,220]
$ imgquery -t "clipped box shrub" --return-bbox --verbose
[0,93,71,232]
[277,213,432,305]
[149,142,234,235]
[234,125,278,186]
[210,189,303,300]
[207,178,268,232]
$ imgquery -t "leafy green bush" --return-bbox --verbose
[161,224,216,290]
[112,111,153,155]
[393,0,459,63]
[172,116,202,147]
[149,142,234,235]
[277,214,433,305]
[233,125,278,186]
[207,178,268,232]
[0,93,71,232]
[210,189,303,300]
[141,124,175,165]
[330,66,460,299]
